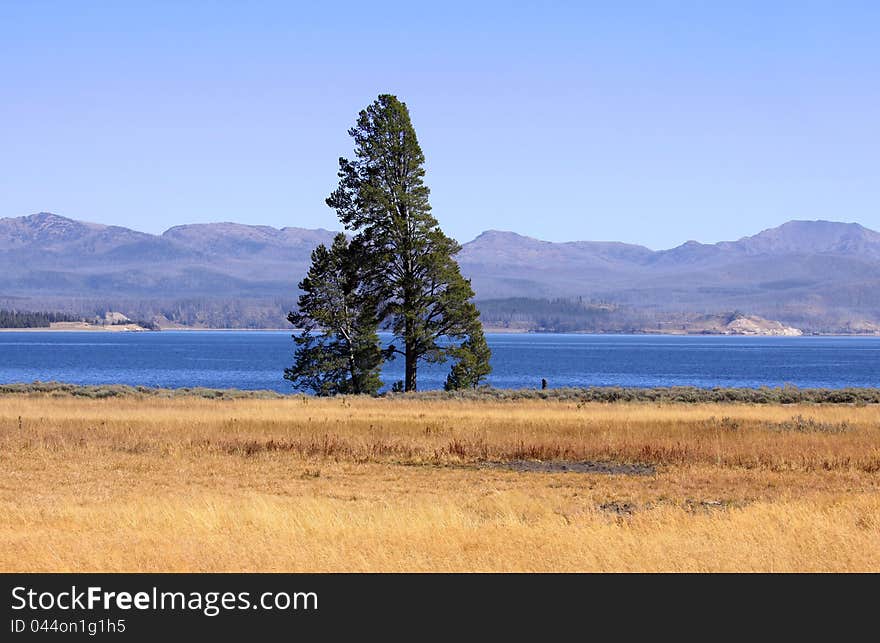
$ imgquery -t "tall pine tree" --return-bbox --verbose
[326,94,489,391]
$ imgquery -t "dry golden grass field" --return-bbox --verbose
[1,393,878,572]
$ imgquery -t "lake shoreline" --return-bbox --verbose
[3,381,880,403]
[2,325,879,337]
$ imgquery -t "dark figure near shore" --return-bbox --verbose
[541,378,548,390]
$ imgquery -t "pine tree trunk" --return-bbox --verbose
[405,338,417,392]
[348,352,358,394]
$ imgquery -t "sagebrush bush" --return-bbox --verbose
[2,381,879,404]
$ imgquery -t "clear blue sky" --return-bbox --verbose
[1,1,878,249]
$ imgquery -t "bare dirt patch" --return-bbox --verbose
[479,460,655,476]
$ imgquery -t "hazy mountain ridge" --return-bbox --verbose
[3,212,880,331]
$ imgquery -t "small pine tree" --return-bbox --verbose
[444,320,492,391]
[285,234,383,395]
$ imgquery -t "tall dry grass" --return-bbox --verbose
[1,395,878,571]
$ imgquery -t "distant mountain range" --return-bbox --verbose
[2,212,880,332]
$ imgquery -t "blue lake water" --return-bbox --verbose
[0,331,878,392]
[0,331,880,392]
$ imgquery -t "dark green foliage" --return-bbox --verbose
[325,94,490,391]
[475,298,624,332]
[285,234,383,396]
[445,324,492,390]
[0,310,78,328]
[0,309,161,330]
